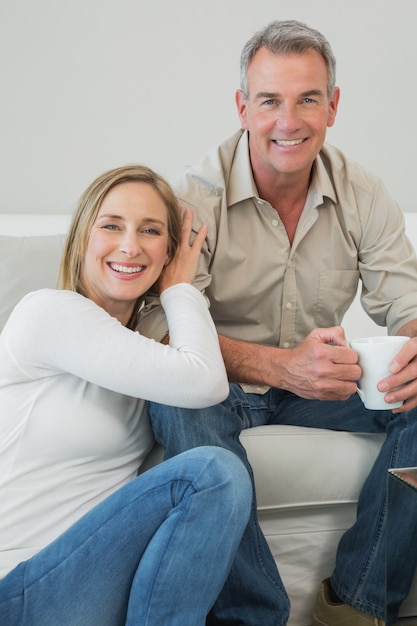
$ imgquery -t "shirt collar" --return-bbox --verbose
[228,131,258,207]
[228,130,337,210]
[313,150,337,207]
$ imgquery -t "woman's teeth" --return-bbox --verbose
[110,263,143,274]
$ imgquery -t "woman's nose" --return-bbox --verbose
[120,232,142,258]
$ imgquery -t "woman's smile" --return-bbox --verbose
[107,262,146,277]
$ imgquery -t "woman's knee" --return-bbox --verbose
[179,446,252,516]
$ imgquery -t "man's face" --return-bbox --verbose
[236,47,340,183]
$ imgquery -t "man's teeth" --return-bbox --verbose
[110,263,143,274]
[275,139,304,146]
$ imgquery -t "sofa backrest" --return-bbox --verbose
[0,214,70,332]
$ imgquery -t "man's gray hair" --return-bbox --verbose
[240,20,336,100]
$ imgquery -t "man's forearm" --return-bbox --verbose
[396,319,417,339]
[218,334,284,387]
[218,328,361,402]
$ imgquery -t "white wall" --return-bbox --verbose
[1,0,416,214]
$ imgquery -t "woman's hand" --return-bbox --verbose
[157,209,208,293]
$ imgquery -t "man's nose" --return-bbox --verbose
[275,103,301,132]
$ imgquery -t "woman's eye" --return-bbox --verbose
[102,224,120,230]
[143,228,160,235]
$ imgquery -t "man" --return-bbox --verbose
[138,20,417,626]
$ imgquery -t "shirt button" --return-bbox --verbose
[283,342,290,349]
[272,219,279,227]
[286,302,292,310]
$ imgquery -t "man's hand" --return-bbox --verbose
[377,336,417,412]
[219,326,361,401]
[275,327,360,400]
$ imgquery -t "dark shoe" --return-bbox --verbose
[312,578,385,625]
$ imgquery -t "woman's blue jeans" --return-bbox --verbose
[147,385,417,625]
[0,447,251,626]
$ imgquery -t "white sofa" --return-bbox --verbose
[1,212,417,625]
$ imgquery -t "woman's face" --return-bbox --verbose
[82,181,169,324]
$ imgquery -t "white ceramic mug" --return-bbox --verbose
[350,336,409,410]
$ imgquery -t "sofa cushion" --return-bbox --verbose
[0,234,66,332]
[241,425,385,509]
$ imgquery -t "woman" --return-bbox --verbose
[0,165,251,625]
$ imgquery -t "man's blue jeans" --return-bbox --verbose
[386,469,417,625]
[0,447,251,626]
[148,385,417,625]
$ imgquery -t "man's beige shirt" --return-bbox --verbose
[139,130,417,387]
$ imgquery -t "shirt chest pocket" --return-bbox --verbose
[314,270,360,327]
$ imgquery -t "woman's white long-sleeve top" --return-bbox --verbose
[0,284,228,578]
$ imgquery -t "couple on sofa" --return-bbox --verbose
[1,19,417,626]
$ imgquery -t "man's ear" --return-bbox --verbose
[327,86,340,128]
[235,89,249,129]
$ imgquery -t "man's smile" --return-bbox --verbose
[273,138,306,147]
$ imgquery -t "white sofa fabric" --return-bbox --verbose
[1,212,417,625]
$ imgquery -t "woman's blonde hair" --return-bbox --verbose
[58,164,182,325]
